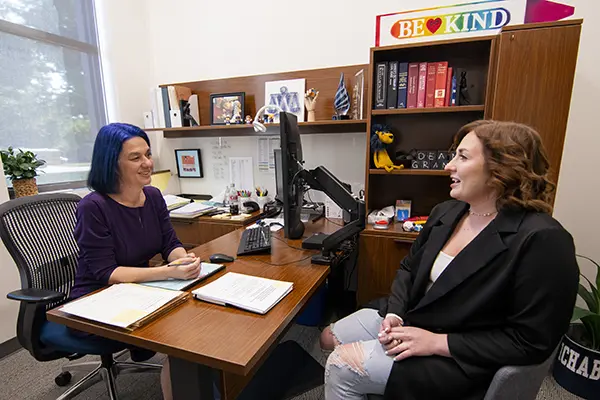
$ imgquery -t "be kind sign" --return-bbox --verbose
[375,0,573,46]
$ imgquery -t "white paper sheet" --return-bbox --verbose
[229,157,254,191]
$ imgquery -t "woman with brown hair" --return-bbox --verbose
[320,120,579,400]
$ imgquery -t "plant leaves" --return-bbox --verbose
[581,314,600,350]
[572,306,595,323]
[0,147,44,180]
[578,284,599,314]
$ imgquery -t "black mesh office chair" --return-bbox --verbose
[1,193,161,400]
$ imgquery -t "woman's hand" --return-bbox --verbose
[380,326,449,361]
[378,314,403,346]
[167,257,201,280]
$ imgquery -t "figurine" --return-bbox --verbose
[333,73,350,120]
[371,124,404,172]
[224,115,231,125]
[231,99,242,123]
[245,115,253,124]
[304,88,319,122]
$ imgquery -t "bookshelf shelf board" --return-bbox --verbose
[146,120,367,138]
[371,105,485,116]
[369,169,450,176]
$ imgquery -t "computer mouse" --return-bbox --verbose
[209,253,235,263]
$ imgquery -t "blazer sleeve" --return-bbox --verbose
[447,226,579,370]
[383,203,445,318]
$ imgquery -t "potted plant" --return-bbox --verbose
[553,255,600,399]
[0,147,46,198]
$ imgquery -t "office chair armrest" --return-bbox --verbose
[7,288,65,304]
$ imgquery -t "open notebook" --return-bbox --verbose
[60,284,188,330]
[192,272,293,315]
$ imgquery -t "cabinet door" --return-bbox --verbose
[357,234,412,306]
[491,25,581,184]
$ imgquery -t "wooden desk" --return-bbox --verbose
[47,219,342,399]
[170,210,263,249]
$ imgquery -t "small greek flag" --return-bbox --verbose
[334,73,350,116]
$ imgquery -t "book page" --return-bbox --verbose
[61,284,183,328]
[192,272,293,314]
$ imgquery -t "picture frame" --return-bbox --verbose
[264,79,305,123]
[175,149,203,178]
[209,92,245,125]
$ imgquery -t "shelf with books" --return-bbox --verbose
[146,119,367,138]
[369,169,450,176]
[372,105,485,115]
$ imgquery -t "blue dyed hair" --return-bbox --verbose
[87,123,151,194]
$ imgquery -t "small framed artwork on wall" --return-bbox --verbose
[209,92,245,125]
[175,149,203,178]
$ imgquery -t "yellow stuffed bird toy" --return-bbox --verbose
[371,124,404,172]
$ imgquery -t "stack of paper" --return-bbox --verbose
[140,262,225,291]
[60,284,187,329]
[163,194,191,211]
[192,272,293,314]
[170,202,216,218]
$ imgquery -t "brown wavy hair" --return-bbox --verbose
[452,120,555,214]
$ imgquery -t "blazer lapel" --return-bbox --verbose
[410,202,468,301]
[411,206,525,312]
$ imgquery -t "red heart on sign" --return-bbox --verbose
[426,18,442,34]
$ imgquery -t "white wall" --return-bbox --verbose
[0,161,20,343]
[99,0,598,266]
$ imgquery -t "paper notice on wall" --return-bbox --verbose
[229,157,254,191]
[211,138,230,180]
[258,138,280,173]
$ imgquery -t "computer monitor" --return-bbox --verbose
[279,112,305,239]
[273,148,284,202]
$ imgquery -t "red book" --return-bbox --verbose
[417,62,427,108]
[434,62,448,108]
[444,67,453,106]
[407,63,419,108]
[425,63,436,108]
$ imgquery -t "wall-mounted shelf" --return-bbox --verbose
[369,169,450,176]
[371,105,485,116]
[145,120,367,138]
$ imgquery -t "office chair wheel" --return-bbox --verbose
[55,371,72,386]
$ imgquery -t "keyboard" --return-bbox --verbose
[237,226,272,256]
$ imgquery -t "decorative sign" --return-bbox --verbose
[375,0,574,46]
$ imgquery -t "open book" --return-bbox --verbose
[60,284,188,330]
[192,272,293,314]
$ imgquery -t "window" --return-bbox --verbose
[0,0,106,186]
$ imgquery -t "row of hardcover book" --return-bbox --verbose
[374,61,465,110]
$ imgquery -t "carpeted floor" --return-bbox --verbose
[0,324,583,400]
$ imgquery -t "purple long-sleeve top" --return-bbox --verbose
[70,186,182,299]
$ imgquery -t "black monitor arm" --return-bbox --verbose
[298,166,366,265]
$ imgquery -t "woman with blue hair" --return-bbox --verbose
[71,123,200,399]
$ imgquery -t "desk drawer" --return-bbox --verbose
[357,234,412,306]
[171,220,239,247]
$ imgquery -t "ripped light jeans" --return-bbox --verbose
[325,308,394,400]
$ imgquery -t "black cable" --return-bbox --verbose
[272,234,306,251]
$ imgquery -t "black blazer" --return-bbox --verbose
[377,200,579,400]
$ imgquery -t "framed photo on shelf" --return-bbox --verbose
[175,149,203,178]
[209,92,245,125]
[264,78,305,123]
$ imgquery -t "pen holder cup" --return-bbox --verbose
[255,196,269,211]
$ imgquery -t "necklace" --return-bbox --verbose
[469,209,498,217]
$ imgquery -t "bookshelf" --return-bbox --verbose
[357,20,583,305]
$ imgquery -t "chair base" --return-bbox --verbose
[56,353,161,400]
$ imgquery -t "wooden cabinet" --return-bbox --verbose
[491,24,581,184]
[357,229,413,306]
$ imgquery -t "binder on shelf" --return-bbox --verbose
[161,87,172,128]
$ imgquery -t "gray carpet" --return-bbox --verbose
[0,324,582,400]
